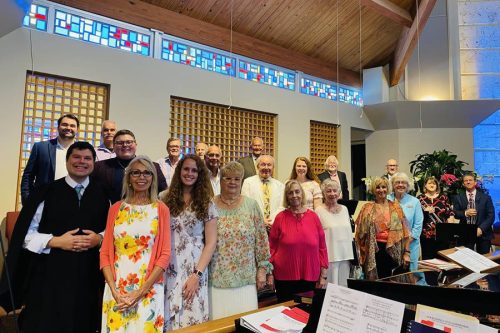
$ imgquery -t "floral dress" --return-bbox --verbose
[102,202,165,333]
[164,203,218,331]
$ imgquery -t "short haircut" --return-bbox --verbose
[321,178,341,195]
[256,154,274,166]
[113,129,136,143]
[324,155,339,170]
[283,179,307,207]
[66,141,96,161]
[220,161,244,179]
[58,113,80,128]
[167,137,181,147]
[122,155,158,203]
[390,172,413,192]
[463,172,476,180]
[424,176,441,193]
[370,177,389,195]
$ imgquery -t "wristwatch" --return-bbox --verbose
[193,269,203,277]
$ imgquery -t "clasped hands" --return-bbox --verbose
[256,268,274,290]
[49,228,102,252]
[112,288,145,312]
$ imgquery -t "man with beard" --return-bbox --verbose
[95,120,117,161]
[21,114,79,205]
[0,142,109,333]
[206,145,222,195]
[92,129,167,203]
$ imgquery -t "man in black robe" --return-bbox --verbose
[0,141,109,333]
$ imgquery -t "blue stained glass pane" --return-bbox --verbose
[174,54,180,62]
[39,6,47,15]
[23,16,29,26]
[143,35,149,43]
[102,27,109,38]
[109,38,116,47]
[54,26,69,36]
[37,21,46,30]
[129,32,137,42]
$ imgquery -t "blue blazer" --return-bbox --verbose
[21,138,57,205]
[452,191,494,240]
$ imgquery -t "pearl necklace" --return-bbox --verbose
[219,195,240,206]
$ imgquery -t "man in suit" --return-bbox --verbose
[238,136,264,180]
[0,142,109,332]
[452,173,494,254]
[21,113,79,205]
[92,129,167,203]
[383,158,399,181]
[242,155,284,230]
[317,155,349,200]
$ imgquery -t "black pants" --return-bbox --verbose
[375,242,399,279]
[274,279,316,303]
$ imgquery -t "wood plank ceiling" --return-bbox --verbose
[53,0,436,88]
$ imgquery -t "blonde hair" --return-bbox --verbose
[122,155,159,203]
[283,179,307,207]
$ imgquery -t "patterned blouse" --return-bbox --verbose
[209,196,272,288]
[417,193,454,239]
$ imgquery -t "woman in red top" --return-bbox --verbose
[269,179,328,303]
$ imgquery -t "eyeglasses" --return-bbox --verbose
[130,170,153,178]
[207,153,221,158]
[115,140,136,146]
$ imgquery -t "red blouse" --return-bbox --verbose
[270,209,328,281]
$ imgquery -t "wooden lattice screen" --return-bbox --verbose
[170,97,276,164]
[16,72,109,208]
[310,120,338,175]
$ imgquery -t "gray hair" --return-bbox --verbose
[256,154,275,166]
[390,172,414,192]
[324,155,339,170]
[122,155,158,203]
[320,178,341,195]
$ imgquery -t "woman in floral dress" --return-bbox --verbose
[417,176,455,259]
[100,156,171,333]
[209,162,273,319]
[162,155,217,330]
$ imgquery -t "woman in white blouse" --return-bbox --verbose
[315,179,354,287]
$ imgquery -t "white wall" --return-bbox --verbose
[407,0,452,100]
[0,28,374,219]
[366,128,474,178]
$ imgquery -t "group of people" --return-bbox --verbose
[355,160,494,280]
[0,114,495,332]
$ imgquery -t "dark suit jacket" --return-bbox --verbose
[452,190,494,240]
[92,157,167,203]
[318,170,349,200]
[21,138,58,205]
[238,155,257,180]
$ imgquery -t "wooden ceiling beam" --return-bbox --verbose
[51,0,361,87]
[361,0,413,27]
[390,0,437,86]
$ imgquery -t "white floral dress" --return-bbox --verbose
[164,203,217,330]
[102,202,165,333]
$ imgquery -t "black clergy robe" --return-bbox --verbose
[1,178,109,333]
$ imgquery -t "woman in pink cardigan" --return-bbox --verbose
[100,155,170,332]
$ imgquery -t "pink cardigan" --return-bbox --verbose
[100,200,171,281]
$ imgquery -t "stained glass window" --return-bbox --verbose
[238,60,295,91]
[23,4,48,31]
[301,78,337,100]
[161,39,236,76]
[53,10,151,56]
[300,78,363,106]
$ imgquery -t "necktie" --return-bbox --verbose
[262,181,271,219]
[467,192,475,224]
[75,184,84,201]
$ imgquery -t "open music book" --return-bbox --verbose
[438,247,500,273]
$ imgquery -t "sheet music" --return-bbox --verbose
[447,247,498,273]
[449,273,487,287]
[415,304,479,333]
[317,283,405,333]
